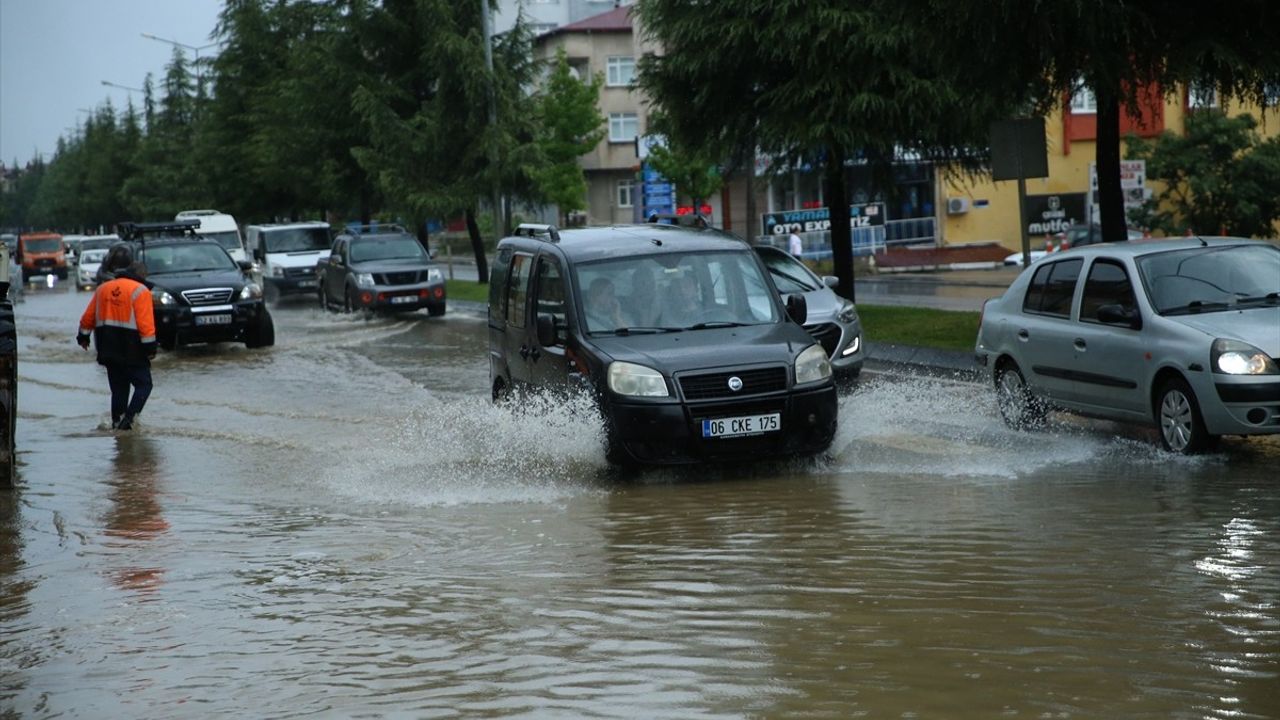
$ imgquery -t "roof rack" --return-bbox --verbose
[646,213,709,229]
[116,219,202,240]
[514,223,561,242]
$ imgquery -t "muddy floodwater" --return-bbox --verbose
[4,283,1279,719]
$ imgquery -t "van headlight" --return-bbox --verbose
[1212,339,1279,375]
[152,289,176,306]
[607,361,670,397]
[239,283,263,300]
[356,272,376,289]
[795,344,833,385]
[271,265,285,277]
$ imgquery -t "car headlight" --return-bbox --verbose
[427,268,443,283]
[152,289,176,306]
[607,361,670,397]
[239,283,263,300]
[837,300,858,324]
[795,343,833,385]
[355,272,376,289]
[270,265,285,277]
[1212,338,1279,375]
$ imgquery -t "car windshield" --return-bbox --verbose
[350,235,427,263]
[24,238,61,253]
[1138,244,1280,315]
[80,238,118,251]
[80,249,108,264]
[575,250,779,334]
[142,243,236,274]
[201,230,243,251]
[756,247,823,293]
[264,228,329,253]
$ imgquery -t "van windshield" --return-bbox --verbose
[264,228,329,253]
[24,238,61,253]
[202,231,243,251]
[575,251,779,333]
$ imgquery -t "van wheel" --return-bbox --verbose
[1156,377,1217,454]
[344,286,357,314]
[428,303,446,317]
[995,360,1044,430]
[245,310,275,349]
[317,283,329,311]
[492,379,509,404]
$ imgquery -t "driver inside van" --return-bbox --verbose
[586,277,626,331]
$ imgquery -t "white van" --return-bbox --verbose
[245,222,331,301]
[176,209,248,264]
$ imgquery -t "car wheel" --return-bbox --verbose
[1156,377,1216,454]
[317,283,328,311]
[492,378,509,404]
[158,332,177,351]
[995,360,1044,430]
[245,310,275,349]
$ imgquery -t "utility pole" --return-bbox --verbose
[479,0,503,238]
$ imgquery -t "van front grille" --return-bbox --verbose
[678,367,788,400]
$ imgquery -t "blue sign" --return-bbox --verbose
[760,203,886,236]
[640,162,676,217]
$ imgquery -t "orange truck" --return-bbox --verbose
[17,231,68,282]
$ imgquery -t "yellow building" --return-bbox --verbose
[941,86,1280,250]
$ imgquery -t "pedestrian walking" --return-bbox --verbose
[76,246,156,431]
[788,231,803,257]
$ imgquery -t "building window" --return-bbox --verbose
[617,180,634,208]
[1188,81,1218,109]
[607,56,635,86]
[608,112,639,143]
[1070,83,1097,114]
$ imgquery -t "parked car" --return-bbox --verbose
[753,245,863,377]
[1004,225,1145,266]
[114,220,273,350]
[76,248,109,289]
[245,221,331,301]
[488,223,838,465]
[318,225,445,315]
[976,237,1280,453]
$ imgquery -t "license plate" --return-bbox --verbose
[195,314,232,325]
[702,413,781,438]
[390,295,416,304]
[297,280,316,288]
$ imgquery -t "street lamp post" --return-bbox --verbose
[140,33,220,96]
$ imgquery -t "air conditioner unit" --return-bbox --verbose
[946,197,970,215]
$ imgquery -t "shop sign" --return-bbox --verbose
[762,203,886,236]
[1023,193,1087,236]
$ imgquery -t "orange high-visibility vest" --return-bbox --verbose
[79,276,156,364]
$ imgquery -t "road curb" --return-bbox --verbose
[863,342,983,382]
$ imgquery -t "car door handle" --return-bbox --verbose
[519,344,530,360]
[1074,338,1087,351]
[1017,329,1030,341]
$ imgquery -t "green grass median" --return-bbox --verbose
[443,280,981,352]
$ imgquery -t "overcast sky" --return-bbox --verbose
[1,0,224,165]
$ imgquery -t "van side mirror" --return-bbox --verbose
[536,312,558,347]
[253,248,263,261]
[785,293,807,325]
[1096,303,1141,329]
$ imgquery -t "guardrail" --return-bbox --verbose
[754,217,937,261]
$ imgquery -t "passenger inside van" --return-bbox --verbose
[586,277,625,331]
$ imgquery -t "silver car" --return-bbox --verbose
[976,238,1280,453]
[754,245,864,377]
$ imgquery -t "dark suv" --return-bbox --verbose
[112,221,274,350]
[488,223,839,465]
[317,225,445,315]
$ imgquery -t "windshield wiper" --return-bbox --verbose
[1236,292,1280,305]
[1163,299,1231,315]
[593,326,679,336]
[684,320,751,330]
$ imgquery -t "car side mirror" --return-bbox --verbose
[822,275,838,289]
[1097,303,1141,329]
[253,248,263,261]
[536,312,558,347]
[237,260,253,273]
[785,293,808,325]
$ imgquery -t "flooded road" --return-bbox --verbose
[4,283,1279,719]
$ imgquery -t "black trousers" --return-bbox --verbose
[105,364,152,422]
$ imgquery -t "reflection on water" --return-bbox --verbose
[4,289,1279,718]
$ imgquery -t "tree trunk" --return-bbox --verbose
[824,146,855,302]
[465,207,489,284]
[744,161,757,244]
[359,186,372,226]
[1096,90,1127,243]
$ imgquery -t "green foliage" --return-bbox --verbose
[1127,112,1280,238]
[532,47,604,222]
[858,304,980,352]
[643,126,722,209]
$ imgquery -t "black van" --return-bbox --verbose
[488,223,839,465]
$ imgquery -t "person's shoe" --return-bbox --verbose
[115,415,133,431]
[111,415,122,429]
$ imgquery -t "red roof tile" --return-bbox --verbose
[540,5,633,39]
